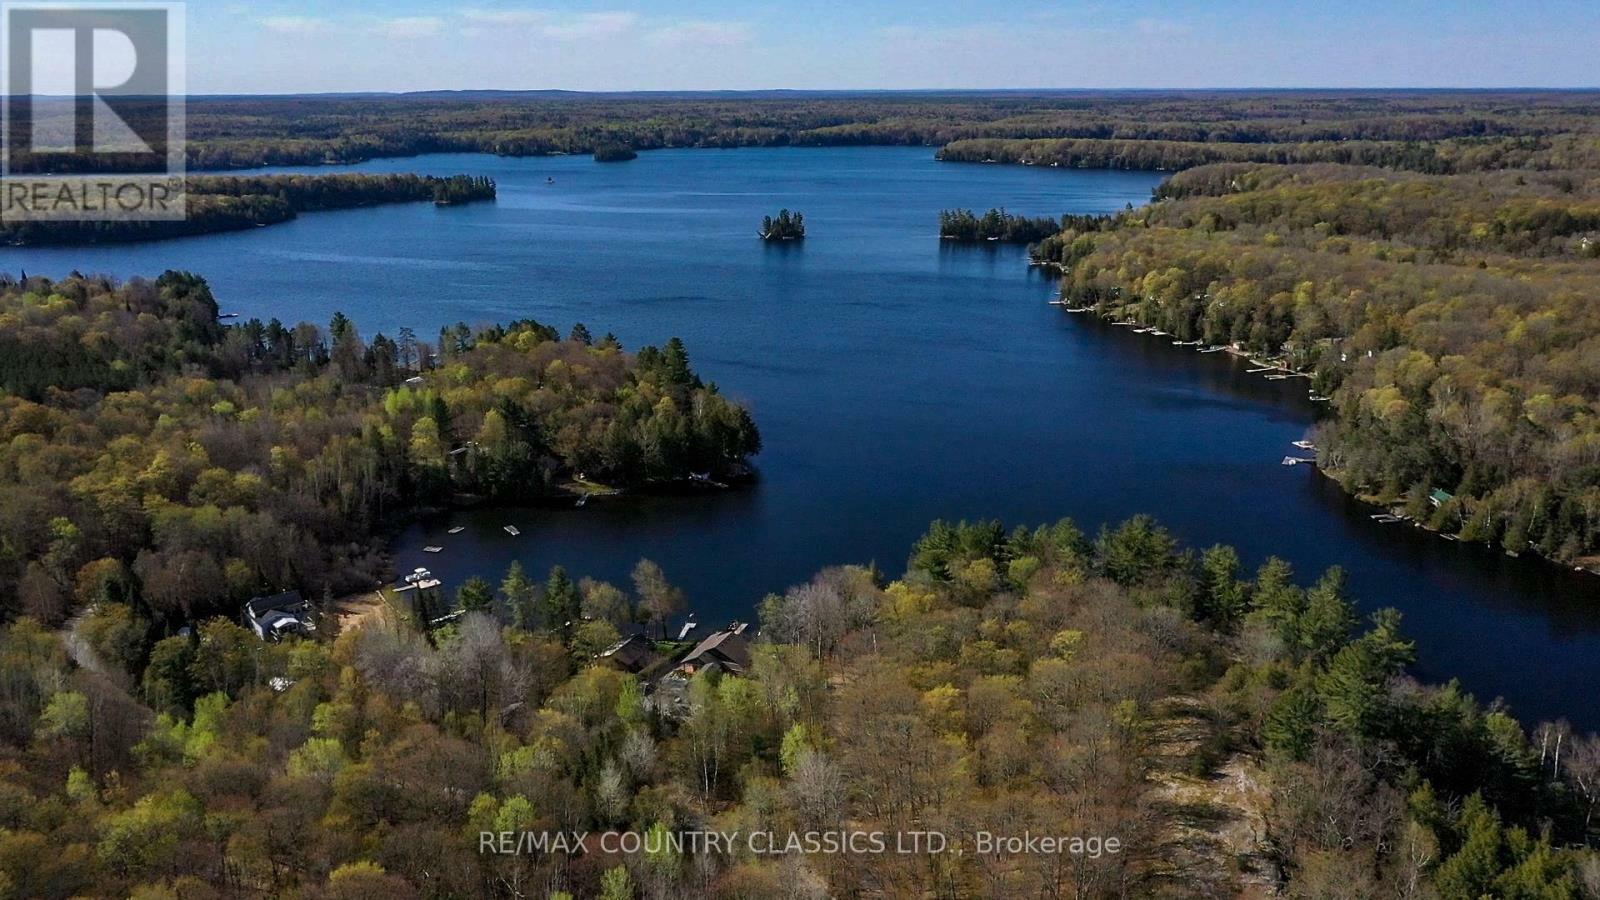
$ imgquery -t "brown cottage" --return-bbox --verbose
[679,629,752,675]
[596,633,658,673]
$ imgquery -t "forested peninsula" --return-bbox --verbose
[3,509,1599,896]
[939,208,1083,243]
[0,174,495,246]
[0,272,760,624]
[1034,160,1600,568]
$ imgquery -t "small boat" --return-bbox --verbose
[575,495,588,508]
[1151,330,1169,336]
[503,525,521,536]
[1292,440,1317,450]
[1265,374,1289,380]
[1282,456,1315,466]
[423,546,443,553]
[546,177,555,184]
[1200,346,1226,353]
[447,526,465,535]
[1309,394,1331,402]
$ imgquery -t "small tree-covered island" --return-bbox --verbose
[759,209,806,240]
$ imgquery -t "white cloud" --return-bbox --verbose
[543,12,637,40]
[460,9,547,27]
[460,9,638,40]
[373,16,446,39]
[260,15,331,35]
[647,21,752,48]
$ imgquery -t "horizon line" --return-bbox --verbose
[10,86,1600,100]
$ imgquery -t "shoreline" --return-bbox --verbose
[1051,296,1600,580]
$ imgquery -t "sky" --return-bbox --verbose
[182,0,1600,94]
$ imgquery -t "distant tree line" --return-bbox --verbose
[0,174,495,245]
[11,90,1599,173]
[938,134,1600,176]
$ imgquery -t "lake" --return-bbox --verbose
[8,147,1600,728]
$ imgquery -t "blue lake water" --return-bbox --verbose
[7,147,1600,727]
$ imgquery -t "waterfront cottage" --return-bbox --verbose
[244,590,316,641]
[596,633,658,673]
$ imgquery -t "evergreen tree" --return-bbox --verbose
[1264,677,1322,761]
[1249,557,1305,653]
[1198,544,1247,630]
[500,561,537,630]
[542,565,579,633]
[1298,566,1357,661]
[457,577,495,614]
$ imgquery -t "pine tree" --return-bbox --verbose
[457,576,494,614]
[1298,566,1357,661]
[1264,677,1322,761]
[1249,557,1305,653]
[1199,544,1247,630]
[501,561,537,630]
[543,565,579,633]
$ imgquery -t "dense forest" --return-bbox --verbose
[936,134,1600,175]
[593,143,639,163]
[0,272,760,628]
[0,174,495,245]
[1033,156,1600,566]
[2,513,1598,897]
[8,90,1600,173]
[939,208,1079,243]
